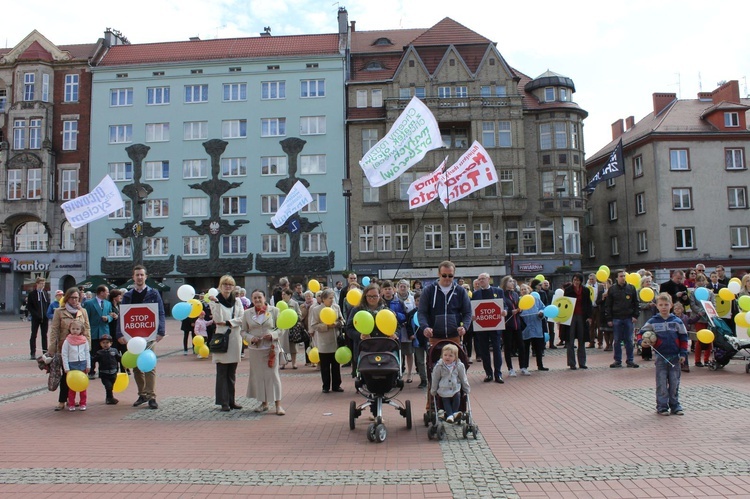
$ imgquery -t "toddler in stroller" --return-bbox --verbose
[707,317,738,370]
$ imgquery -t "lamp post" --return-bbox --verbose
[342,178,352,272]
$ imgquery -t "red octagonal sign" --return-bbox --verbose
[121,304,158,340]
[472,300,505,331]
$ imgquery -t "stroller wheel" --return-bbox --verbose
[349,401,357,430]
[462,423,469,439]
[404,400,412,430]
[709,362,718,371]
[367,423,377,442]
[437,424,446,441]
[374,423,387,443]
[427,423,435,440]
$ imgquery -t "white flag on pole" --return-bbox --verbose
[407,158,447,209]
[271,181,313,228]
[61,175,125,228]
[437,141,498,208]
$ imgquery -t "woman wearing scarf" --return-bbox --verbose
[500,276,524,377]
[48,288,91,411]
[209,275,245,412]
[309,288,346,393]
[241,289,284,415]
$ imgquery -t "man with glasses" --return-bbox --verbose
[604,270,640,368]
[715,265,730,287]
[417,261,472,346]
[338,272,358,311]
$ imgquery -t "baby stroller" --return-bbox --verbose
[707,317,736,370]
[349,336,412,443]
[423,338,478,440]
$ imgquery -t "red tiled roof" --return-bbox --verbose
[58,43,99,60]
[415,46,447,74]
[410,18,492,46]
[99,34,341,66]
[349,53,403,82]
[351,29,426,54]
[17,40,53,62]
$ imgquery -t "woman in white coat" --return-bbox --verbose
[209,275,245,412]
[309,288,346,393]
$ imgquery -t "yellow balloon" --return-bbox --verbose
[66,370,89,392]
[519,294,535,310]
[243,339,249,346]
[347,289,362,306]
[188,299,203,318]
[113,372,129,393]
[735,312,749,329]
[308,347,320,364]
[308,279,321,293]
[192,335,205,347]
[596,269,608,282]
[598,265,610,274]
[375,309,398,336]
[320,306,337,325]
[626,273,640,288]
[639,287,654,302]
[198,345,210,358]
[534,274,545,283]
[696,328,715,344]
[719,288,735,301]
[730,277,742,286]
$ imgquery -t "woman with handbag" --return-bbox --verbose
[209,275,245,412]
[241,290,285,415]
[279,288,302,369]
[309,288,346,393]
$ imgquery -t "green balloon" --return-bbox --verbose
[335,346,352,364]
[276,300,288,311]
[353,310,375,335]
[739,295,750,312]
[276,308,298,329]
[122,351,138,369]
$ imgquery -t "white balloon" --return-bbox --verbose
[127,337,147,355]
[728,281,741,294]
[207,287,219,297]
[554,289,564,298]
[177,284,196,302]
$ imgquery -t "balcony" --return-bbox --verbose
[538,196,587,216]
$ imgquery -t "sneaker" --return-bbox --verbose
[610,362,623,368]
[658,409,670,416]
[672,409,685,416]
[446,415,454,424]
[454,411,463,423]
[79,405,87,411]
[183,351,188,356]
[68,406,76,412]
[437,409,445,420]
[133,396,148,407]
[520,368,531,376]
[148,399,159,409]
[626,361,640,368]
[508,369,517,377]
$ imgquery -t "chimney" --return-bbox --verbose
[350,21,356,32]
[611,119,624,140]
[260,27,271,37]
[697,91,712,101]
[338,7,348,35]
[625,116,635,131]
[189,36,200,41]
[653,92,677,116]
[711,80,740,105]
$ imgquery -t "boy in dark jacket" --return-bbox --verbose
[92,335,122,405]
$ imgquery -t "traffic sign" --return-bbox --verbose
[119,303,159,341]
[472,299,505,331]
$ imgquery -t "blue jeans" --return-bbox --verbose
[612,318,634,363]
[441,391,461,416]
[655,356,682,412]
[476,330,502,377]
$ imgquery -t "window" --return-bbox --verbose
[540,220,554,253]
[570,123,579,149]
[223,235,248,255]
[670,149,689,170]
[440,127,468,148]
[222,196,247,215]
[588,240,595,258]
[424,224,442,251]
[495,86,507,97]
[672,188,692,210]
[147,86,170,105]
[300,79,325,98]
[399,88,411,99]
[395,224,409,251]
[109,162,133,181]
[544,87,555,102]
[675,228,695,250]
[29,119,41,149]
[261,235,285,254]
[449,224,466,250]
[505,222,519,254]
[362,129,378,153]
[110,88,133,106]
[564,218,580,254]
[731,227,749,248]
[64,74,79,102]
[300,154,326,174]
[522,224,537,255]
[438,87,451,99]
[482,122,495,147]
[261,118,286,137]
[377,225,392,252]
[356,90,367,108]
[185,84,208,103]
[637,231,648,253]
[7,170,22,200]
[498,121,511,147]
[26,169,41,199]
[42,74,49,102]
[261,156,287,176]
[107,238,131,258]
[0,89,6,112]
[261,194,285,214]
[24,73,35,101]
[484,183,497,197]
[359,225,374,253]
[145,199,169,218]
[608,201,618,221]
[606,177,616,188]
[399,173,415,201]
[480,86,491,97]
[473,223,491,249]
[61,222,75,251]
[455,86,468,98]
[635,192,645,215]
[15,222,48,251]
[144,237,169,256]
[363,177,379,203]
[221,157,246,177]
[725,112,740,127]
[183,121,208,140]
[554,123,567,148]
[301,193,326,213]
[633,155,643,177]
[262,81,285,99]
[183,236,208,256]
[371,89,383,107]
[144,161,169,180]
[414,87,426,99]
[183,159,207,179]
[560,88,568,102]
[145,123,170,142]
[13,119,26,149]
[109,200,132,219]
[182,197,208,217]
[610,236,619,256]
[63,121,78,150]
[540,124,552,150]
[109,125,132,144]
[60,169,78,200]
[223,83,247,101]
[300,116,326,135]
[222,119,247,139]
[726,149,745,170]
[728,187,747,209]
[302,233,327,254]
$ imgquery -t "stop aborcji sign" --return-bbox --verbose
[119,303,159,341]
[472,299,506,331]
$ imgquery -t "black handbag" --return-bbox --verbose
[208,308,234,353]
[289,321,310,344]
[336,330,347,348]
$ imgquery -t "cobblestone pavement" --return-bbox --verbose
[2,316,750,498]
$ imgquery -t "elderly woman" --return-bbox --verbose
[309,288,346,393]
[48,287,91,411]
[209,275,245,412]
[241,290,284,415]
[279,287,302,369]
[519,283,548,373]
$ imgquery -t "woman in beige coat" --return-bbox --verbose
[48,287,91,411]
[242,290,284,415]
[309,288,346,393]
[209,275,245,412]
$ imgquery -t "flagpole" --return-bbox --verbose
[446,174,451,261]
[624,165,632,268]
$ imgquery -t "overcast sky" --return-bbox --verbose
[7,0,748,155]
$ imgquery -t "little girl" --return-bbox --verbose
[61,320,90,411]
[430,343,470,424]
[194,310,214,353]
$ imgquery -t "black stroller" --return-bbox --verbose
[707,317,736,370]
[349,336,412,443]
[423,338,478,440]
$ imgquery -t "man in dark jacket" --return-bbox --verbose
[604,270,640,368]
[417,261,472,344]
[472,273,506,383]
[27,277,49,359]
[659,270,690,310]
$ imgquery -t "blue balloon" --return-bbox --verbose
[531,291,541,300]
[136,349,157,373]
[172,302,191,321]
[412,314,419,328]
[544,332,550,343]
[362,276,371,286]
[543,305,559,319]
[694,287,709,302]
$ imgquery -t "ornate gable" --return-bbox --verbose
[0,30,71,64]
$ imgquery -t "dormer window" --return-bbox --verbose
[725,112,740,127]
[560,88,568,101]
[365,61,384,71]
[374,37,393,46]
[544,87,555,102]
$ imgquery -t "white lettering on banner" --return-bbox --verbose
[61,175,125,229]
[438,142,498,208]
[13,260,50,272]
[407,158,447,209]
[271,181,313,228]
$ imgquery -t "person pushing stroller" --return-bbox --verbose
[430,343,470,424]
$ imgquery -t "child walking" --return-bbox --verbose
[61,319,90,411]
[640,293,688,416]
[430,343,470,424]
[92,334,122,404]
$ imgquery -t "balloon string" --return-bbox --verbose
[650,346,675,368]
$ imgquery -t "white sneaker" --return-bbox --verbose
[446,415,454,424]
[508,369,517,377]
[437,409,445,420]
[520,368,531,376]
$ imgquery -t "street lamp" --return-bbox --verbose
[342,178,352,271]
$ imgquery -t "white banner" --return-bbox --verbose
[359,96,442,187]
[61,175,124,228]
[271,181,313,228]
[437,142,498,208]
[407,158,447,209]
